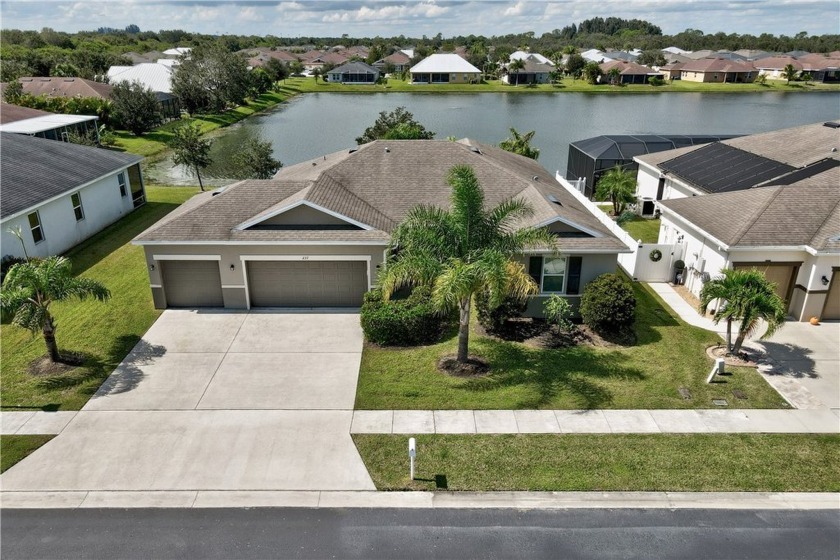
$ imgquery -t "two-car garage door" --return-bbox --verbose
[247,261,367,307]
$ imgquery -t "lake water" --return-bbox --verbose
[147,91,840,186]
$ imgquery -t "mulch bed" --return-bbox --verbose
[706,345,760,368]
[27,352,86,376]
[438,355,491,377]
[481,318,634,350]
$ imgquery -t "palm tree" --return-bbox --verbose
[380,165,556,363]
[508,58,526,86]
[699,268,787,355]
[594,167,636,215]
[782,63,798,84]
[1,256,110,363]
[499,128,540,160]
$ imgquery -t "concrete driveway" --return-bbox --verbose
[749,321,840,410]
[1,309,375,492]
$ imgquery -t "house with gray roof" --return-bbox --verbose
[325,61,380,84]
[0,133,145,259]
[133,139,630,314]
[658,180,840,321]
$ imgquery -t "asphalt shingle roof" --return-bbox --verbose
[1,133,142,219]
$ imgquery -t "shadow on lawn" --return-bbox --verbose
[460,341,646,409]
[632,282,681,346]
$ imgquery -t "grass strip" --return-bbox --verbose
[1,435,55,473]
[354,433,840,492]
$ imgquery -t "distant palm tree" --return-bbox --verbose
[508,58,526,86]
[380,165,556,363]
[699,268,787,355]
[594,167,636,215]
[1,256,110,363]
[782,63,799,84]
[499,128,540,160]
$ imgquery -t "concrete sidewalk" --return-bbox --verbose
[351,409,840,434]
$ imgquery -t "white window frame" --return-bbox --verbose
[540,256,567,294]
[71,192,85,222]
[28,211,45,244]
[118,172,127,197]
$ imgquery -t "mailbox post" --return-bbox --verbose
[408,437,416,480]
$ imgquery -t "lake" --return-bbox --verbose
[146,91,840,186]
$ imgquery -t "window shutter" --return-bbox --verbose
[528,256,542,287]
[566,257,583,294]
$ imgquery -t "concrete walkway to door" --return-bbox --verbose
[0,309,375,492]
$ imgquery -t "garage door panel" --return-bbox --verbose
[162,261,224,308]
[822,272,840,320]
[734,263,794,304]
[248,261,367,307]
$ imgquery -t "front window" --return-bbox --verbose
[118,172,127,197]
[28,211,44,243]
[71,192,85,221]
[542,257,566,292]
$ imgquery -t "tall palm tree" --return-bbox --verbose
[699,268,786,355]
[508,58,526,86]
[781,63,798,84]
[1,256,110,363]
[594,166,636,215]
[380,165,556,363]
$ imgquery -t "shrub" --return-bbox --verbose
[475,289,527,332]
[649,76,665,86]
[360,286,450,346]
[580,273,636,334]
[543,295,574,335]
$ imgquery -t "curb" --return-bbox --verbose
[2,491,838,510]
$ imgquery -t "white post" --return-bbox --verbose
[408,437,416,480]
[707,357,725,383]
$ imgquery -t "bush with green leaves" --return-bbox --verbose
[475,289,527,332]
[360,286,451,346]
[543,294,574,335]
[580,273,636,334]
[649,76,665,86]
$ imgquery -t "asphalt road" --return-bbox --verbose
[2,508,838,559]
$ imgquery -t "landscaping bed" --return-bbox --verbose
[354,281,788,410]
[0,186,196,411]
[354,433,840,492]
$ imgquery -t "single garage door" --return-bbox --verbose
[161,260,224,307]
[247,261,367,307]
[734,263,795,305]
[822,272,840,320]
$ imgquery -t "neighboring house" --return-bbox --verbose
[680,57,755,82]
[14,76,113,99]
[598,61,662,84]
[658,61,685,80]
[0,133,145,259]
[302,51,348,72]
[753,56,803,79]
[372,51,412,73]
[0,103,100,142]
[604,50,638,62]
[684,50,746,61]
[106,63,180,120]
[510,51,553,65]
[123,51,167,65]
[733,49,776,61]
[410,54,481,84]
[634,120,840,206]
[662,46,691,56]
[502,59,554,84]
[657,181,840,321]
[581,49,612,63]
[326,61,380,84]
[797,53,840,82]
[133,139,629,315]
[162,47,191,57]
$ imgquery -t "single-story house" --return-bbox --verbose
[634,120,840,205]
[106,63,180,120]
[684,50,747,61]
[410,54,481,84]
[372,51,412,73]
[658,180,840,321]
[658,62,685,80]
[502,59,554,84]
[599,61,662,84]
[0,133,145,259]
[0,104,100,143]
[797,53,840,82]
[326,61,380,84]
[13,76,113,99]
[680,58,756,82]
[753,56,803,79]
[133,139,629,315]
[580,49,612,63]
[510,51,553,65]
[302,51,348,72]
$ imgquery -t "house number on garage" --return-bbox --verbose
[301,256,309,260]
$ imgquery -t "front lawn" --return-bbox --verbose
[0,186,196,411]
[1,435,55,473]
[621,216,660,243]
[354,434,840,492]
[354,281,787,410]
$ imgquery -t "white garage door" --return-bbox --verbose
[247,261,368,307]
[161,260,224,307]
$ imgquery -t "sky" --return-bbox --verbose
[1,0,838,38]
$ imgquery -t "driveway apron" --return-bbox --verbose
[1,309,375,492]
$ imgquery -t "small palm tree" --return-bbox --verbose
[699,268,786,355]
[594,167,636,216]
[782,63,799,84]
[381,165,556,363]
[499,128,540,160]
[508,58,526,85]
[1,256,110,363]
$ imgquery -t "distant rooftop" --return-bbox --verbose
[0,113,98,134]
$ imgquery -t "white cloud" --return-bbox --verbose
[503,1,525,17]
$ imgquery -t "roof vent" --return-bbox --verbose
[533,176,539,181]
[312,162,317,166]
[349,148,357,153]
[470,146,481,154]
[832,147,838,152]
[547,194,562,206]
[823,122,840,129]
[384,147,390,153]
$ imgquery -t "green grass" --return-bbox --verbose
[621,216,661,243]
[354,281,787,410]
[354,434,840,492]
[0,186,196,411]
[1,435,55,473]
[112,88,299,158]
[287,76,840,94]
